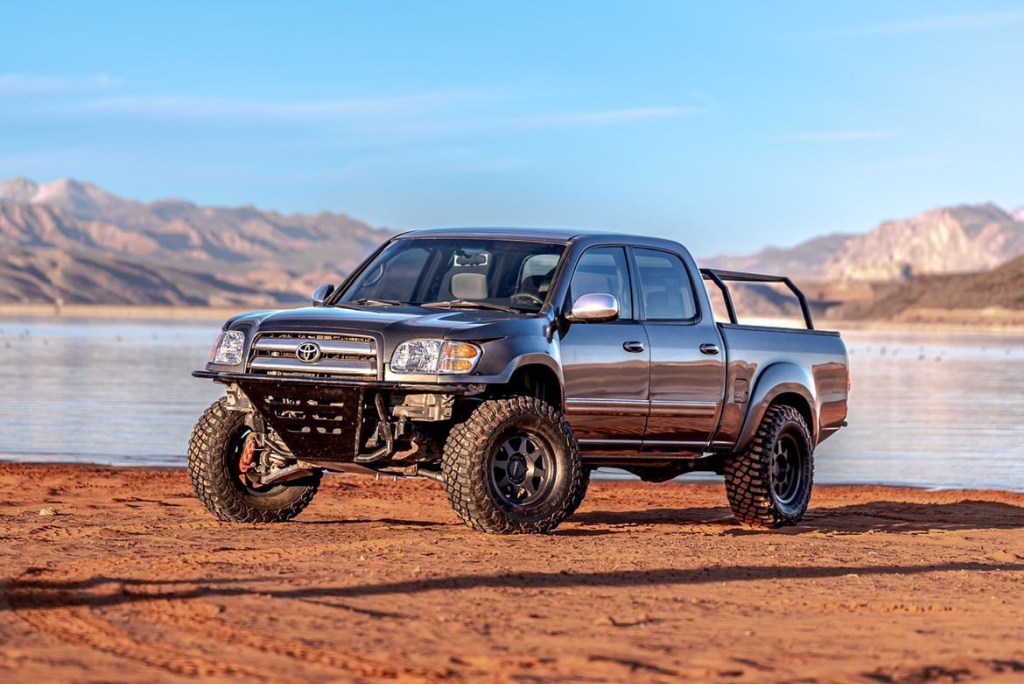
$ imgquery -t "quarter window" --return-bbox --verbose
[567,247,633,320]
[634,248,698,321]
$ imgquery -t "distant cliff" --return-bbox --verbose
[0,177,392,304]
[708,203,1024,282]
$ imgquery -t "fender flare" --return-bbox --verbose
[507,356,565,403]
[734,361,818,453]
[492,353,565,404]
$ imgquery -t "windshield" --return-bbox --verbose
[336,238,565,312]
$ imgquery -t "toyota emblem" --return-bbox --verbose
[295,341,322,363]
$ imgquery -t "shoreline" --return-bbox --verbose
[2,458,1021,494]
[3,302,1024,333]
[0,303,254,320]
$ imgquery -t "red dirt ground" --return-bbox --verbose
[1,463,1023,683]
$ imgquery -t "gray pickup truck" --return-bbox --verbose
[190,227,849,534]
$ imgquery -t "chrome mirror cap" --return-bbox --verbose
[566,293,619,323]
[311,283,335,306]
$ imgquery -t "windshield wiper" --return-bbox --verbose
[338,298,406,307]
[421,299,521,313]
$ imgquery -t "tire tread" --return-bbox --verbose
[441,396,585,534]
[723,405,814,528]
[187,398,320,523]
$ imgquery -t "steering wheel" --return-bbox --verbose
[511,292,544,307]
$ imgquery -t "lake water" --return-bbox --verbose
[1,317,1023,491]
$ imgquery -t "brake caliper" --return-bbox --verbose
[239,432,259,474]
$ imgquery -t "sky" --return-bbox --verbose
[2,1,1023,257]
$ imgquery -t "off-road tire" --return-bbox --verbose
[565,467,591,518]
[724,405,814,528]
[442,396,586,534]
[187,398,321,523]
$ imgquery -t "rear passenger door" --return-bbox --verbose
[559,246,650,453]
[631,247,726,454]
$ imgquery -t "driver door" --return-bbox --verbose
[559,246,650,454]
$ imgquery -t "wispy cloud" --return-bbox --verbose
[508,106,704,128]
[6,73,707,149]
[70,94,702,129]
[69,89,492,120]
[0,73,122,95]
[852,156,944,173]
[777,130,900,143]
[824,10,1024,37]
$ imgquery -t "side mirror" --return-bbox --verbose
[565,293,619,323]
[311,283,335,306]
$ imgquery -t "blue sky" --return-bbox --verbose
[2,1,1023,257]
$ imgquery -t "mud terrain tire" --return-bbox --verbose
[724,405,814,528]
[187,398,321,523]
[442,396,586,534]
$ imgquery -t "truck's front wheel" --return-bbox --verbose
[723,405,814,527]
[187,398,321,523]
[442,397,586,534]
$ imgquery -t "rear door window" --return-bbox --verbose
[633,248,698,321]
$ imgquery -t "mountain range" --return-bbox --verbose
[0,177,392,305]
[708,203,1024,282]
[1,177,1023,318]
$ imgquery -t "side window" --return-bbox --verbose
[567,247,633,320]
[634,248,698,321]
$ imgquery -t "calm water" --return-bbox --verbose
[1,317,1022,491]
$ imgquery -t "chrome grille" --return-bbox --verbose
[248,332,377,378]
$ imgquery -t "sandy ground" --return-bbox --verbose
[1,465,1024,684]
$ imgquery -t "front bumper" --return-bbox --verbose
[193,370,484,465]
[192,370,486,395]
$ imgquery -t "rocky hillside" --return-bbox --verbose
[709,203,1024,282]
[0,177,393,304]
[835,252,1024,321]
[0,246,288,306]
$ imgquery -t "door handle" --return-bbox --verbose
[622,340,645,353]
[699,343,720,355]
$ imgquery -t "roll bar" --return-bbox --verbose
[699,268,814,330]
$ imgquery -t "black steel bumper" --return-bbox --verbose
[192,370,486,395]
[193,370,484,465]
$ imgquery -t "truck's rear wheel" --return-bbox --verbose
[187,398,321,523]
[442,397,586,534]
[723,405,814,527]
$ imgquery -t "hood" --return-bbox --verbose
[227,304,547,341]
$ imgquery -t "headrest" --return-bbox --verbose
[519,275,552,295]
[451,272,488,300]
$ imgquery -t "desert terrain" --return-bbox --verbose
[1,464,1023,683]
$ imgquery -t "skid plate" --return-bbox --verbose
[237,380,365,464]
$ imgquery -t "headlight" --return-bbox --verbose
[391,339,482,374]
[210,330,245,365]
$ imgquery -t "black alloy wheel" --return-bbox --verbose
[770,432,805,512]
[490,433,556,506]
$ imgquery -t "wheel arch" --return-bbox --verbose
[734,362,818,453]
[501,361,564,411]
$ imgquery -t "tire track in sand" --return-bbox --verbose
[128,587,445,682]
[7,579,270,681]
[8,565,449,683]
